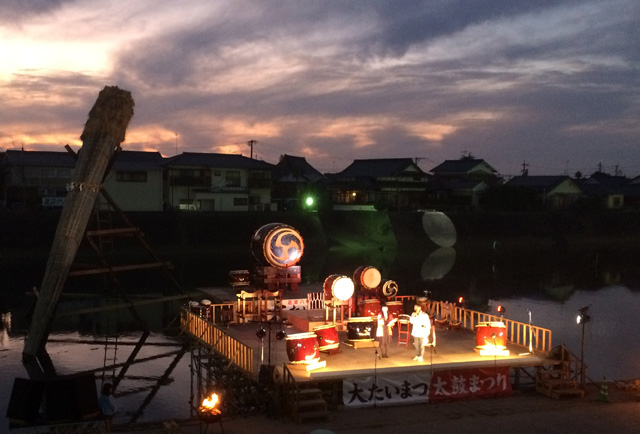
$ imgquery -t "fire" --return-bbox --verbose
[199,392,221,416]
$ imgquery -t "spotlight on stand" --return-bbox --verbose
[256,327,267,339]
[577,306,591,324]
[576,305,591,388]
[276,330,287,341]
[497,305,505,319]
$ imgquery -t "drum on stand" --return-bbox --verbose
[353,266,381,292]
[251,223,304,268]
[313,324,340,352]
[475,322,507,348]
[228,270,250,288]
[285,332,320,363]
[323,274,355,302]
[358,298,380,317]
[386,300,404,317]
[347,317,376,341]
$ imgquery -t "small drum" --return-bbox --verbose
[285,332,320,363]
[347,317,376,341]
[359,298,381,317]
[313,324,340,352]
[386,300,404,317]
[475,322,507,347]
[228,270,250,287]
[251,223,304,268]
[378,280,398,298]
[323,274,354,301]
[353,266,381,291]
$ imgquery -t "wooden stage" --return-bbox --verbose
[195,285,557,384]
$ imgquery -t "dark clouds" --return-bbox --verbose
[2,0,639,177]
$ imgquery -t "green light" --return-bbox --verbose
[305,196,314,207]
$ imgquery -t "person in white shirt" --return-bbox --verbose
[409,304,430,362]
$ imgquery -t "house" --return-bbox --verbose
[163,152,275,211]
[1,150,76,209]
[1,149,165,211]
[101,150,165,211]
[429,158,501,186]
[272,154,328,211]
[575,172,627,209]
[426,158,499,210]
[504,176,583,210]
[328,158,429,211]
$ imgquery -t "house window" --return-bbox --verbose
[233,197,248,206]
[116,171,147,182]
[249,196,261,205]
[226,171,241,187]
[213,170,221,176]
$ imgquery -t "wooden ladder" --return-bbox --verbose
[536,369,585,399]
[292,387,331,423]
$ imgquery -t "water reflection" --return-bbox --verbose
[420,247,456,281]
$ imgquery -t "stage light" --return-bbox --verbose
[256,327,266,339]
[577,306,591,324]
[497,305,505,314]
[276,330,287,340]
[458,296,464,304]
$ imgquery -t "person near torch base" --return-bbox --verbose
[409,304,431,362]
[376,304,397,358]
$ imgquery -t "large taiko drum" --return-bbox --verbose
[378,280,398,298]
[285,332,320,363]
[251,223,304,268]
[475,322,507,347]
[313,324,340,352]
[386,300,404,317]
[359,298,381,317]
[323,274,354,301]
[353,266,381,291]
[347,317,376,341]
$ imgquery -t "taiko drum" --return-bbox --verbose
[386,300,404,317]
[353,266,382,291]
[378,280,399,298]
[358,298,381,317]
[251,223,304,268]
[347,317,376,341]
[313,324,340,352]
[323,274,354,301]
[285,332,320,363]
[475,322,507,347]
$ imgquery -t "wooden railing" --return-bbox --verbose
[391,296,552,354]
[180,308,254,375]
[450,305,552,353]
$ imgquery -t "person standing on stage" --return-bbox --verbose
[409,303,430,362]
[376,304,396,358]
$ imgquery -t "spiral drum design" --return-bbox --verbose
[251,223,304,268]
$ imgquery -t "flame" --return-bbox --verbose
[200,393,221,415]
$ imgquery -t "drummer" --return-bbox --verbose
[409,304,430,362]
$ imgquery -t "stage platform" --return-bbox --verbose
[195,284,557,384]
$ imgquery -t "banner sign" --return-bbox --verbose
[282,299,307,310]
[429,367,512,402]
[343,372,432,408]
[343,367,511,407]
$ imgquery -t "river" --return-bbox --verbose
[1,237,639,431]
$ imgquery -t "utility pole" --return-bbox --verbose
[521,161,529,176]
[248,140,257,159]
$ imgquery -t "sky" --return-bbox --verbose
[1,0,639,178]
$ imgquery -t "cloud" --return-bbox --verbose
[1,0,639,177]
